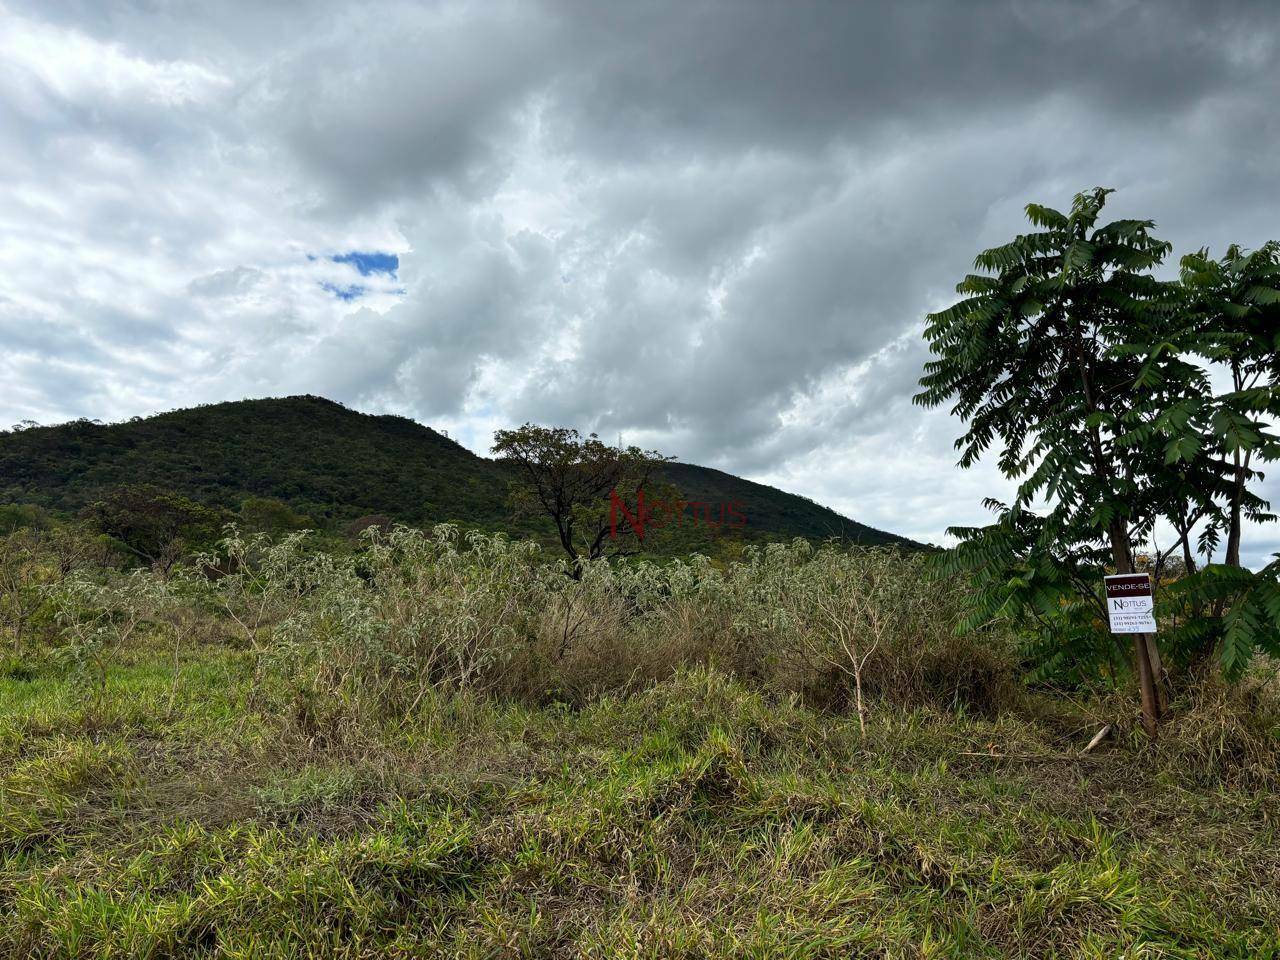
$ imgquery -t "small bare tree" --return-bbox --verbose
[797,552,887,738]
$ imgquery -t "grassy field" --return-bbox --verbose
[4,651,1279,957]
[2,526,1279,957]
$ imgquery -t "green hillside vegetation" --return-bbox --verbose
[0,397,508,530]
[0,396,918,553]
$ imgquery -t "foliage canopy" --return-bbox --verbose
[917,188,1280,732]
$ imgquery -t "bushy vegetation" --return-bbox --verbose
[2,518,1278,957]
[26,523,988,724]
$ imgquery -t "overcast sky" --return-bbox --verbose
[2,0,1278,560]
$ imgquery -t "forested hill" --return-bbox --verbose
[0,396,920,548]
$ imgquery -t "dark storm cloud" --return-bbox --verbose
[544,0,1266,159]
[258,2,559,212]
[2,0,1278,552]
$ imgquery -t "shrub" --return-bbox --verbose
[49,568,171,699]
[1,524,117,649]
[123,527,1017,739]
[1159,669,1280,789]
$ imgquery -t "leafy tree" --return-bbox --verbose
[238,496,314,537]
[0,526,55,645]
[916,188,1203,735]
[1154,243,1280,676]
[492,425,672,573]
[345,515,394,540]
[920,189,1280,734]
[82,484,223,573]
[0,502,51,534]
[1171,242,1280,569]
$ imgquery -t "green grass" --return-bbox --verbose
[1,644,1277,958]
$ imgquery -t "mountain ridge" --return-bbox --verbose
[0,395,922,550]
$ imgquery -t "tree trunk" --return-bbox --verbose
[1109,521,1162,738]
[1225,450,1246,569]
[1180,531,1197,577]
[853,658,867,740]
[1224,362,1247,570]
[1173,505,1197,577]
[1073,324,1163,735]
[1142,633,1166,718]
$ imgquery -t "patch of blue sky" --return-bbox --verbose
[320,281,366,301]
[331,251,399,277]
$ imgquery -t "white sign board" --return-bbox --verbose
[1104,573,1156,634]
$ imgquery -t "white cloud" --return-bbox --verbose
[0,11,230,109]
[1,0,1278,560]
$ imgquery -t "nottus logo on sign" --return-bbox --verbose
[1103,573,1157,634]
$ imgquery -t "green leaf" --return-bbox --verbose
[1163,434,1202,463]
